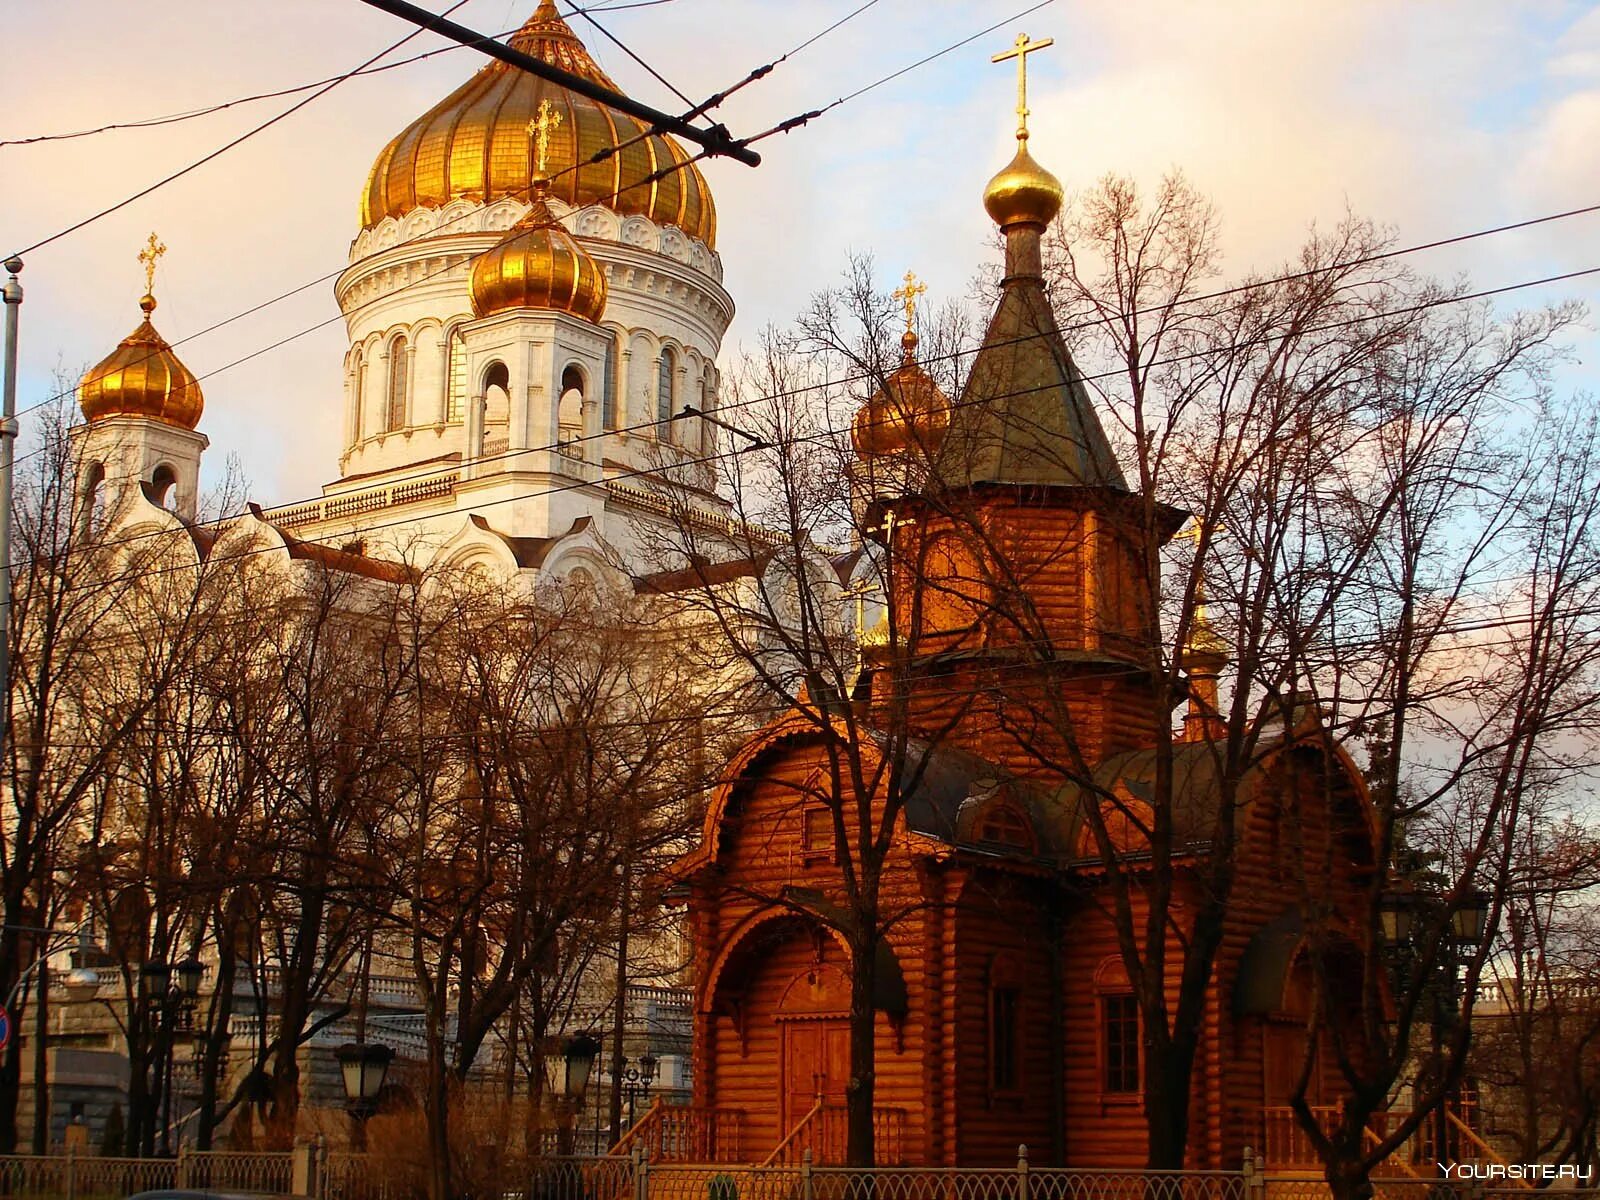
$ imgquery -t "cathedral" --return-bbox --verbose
[60,0,1379,1171]
[75,0,737,587]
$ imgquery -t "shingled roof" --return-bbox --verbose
[938,275,1127,492]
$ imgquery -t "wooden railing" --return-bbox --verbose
[761,1103,908,1166]
[1262,1104,1490,1175]
[760,1098,824,1166]
[609,1101,746,1163]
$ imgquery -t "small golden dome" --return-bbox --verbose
[470,192,608,322]
[852,331,950,457]
[79,293,204,430]
[362,1,716,247]
[983,139,1063,229]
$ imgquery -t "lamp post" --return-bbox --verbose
[616,1052,659,1129]
[142,956,203,1156]
[544,1034,601,1156]
[334,1041,394,1149]
[1378,885,1489,1169]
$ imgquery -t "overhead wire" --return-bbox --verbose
[17,260,1599,592]
[6,0,912,425]
[6,0,478,259]
[0,21,534,150]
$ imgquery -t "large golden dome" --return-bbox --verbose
[852,332,950,457]
[362,1,716,247]
[80,294,204,430]
[470,191,608,322]
[983,139,1063,230]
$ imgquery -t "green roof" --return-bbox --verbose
[939,277,1127,491]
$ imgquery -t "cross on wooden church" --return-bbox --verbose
[892,270,926,336]
[992,31,1054,139]
[528,99,563,180]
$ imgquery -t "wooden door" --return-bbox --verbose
[782,1019,850,1129]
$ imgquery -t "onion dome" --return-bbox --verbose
[470,189,608,322]
[362,0,716,247]
[79,292,203,430]
[983,138,1063,230]
[852,330,950,457]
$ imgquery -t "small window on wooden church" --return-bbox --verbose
[1102,993,1140,1093]
[989,954,1023,1095]
[801,806,833,862]
[977,802,1032,850]
[990,986,1020,1091]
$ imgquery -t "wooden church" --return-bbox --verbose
[655,42,1377,1172]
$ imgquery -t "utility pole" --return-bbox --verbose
[0,256,21,742]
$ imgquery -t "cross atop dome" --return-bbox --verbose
[991,32,1054,143]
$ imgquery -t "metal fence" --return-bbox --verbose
[4,1149,1599,1200]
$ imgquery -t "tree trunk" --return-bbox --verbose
[1143,1049,1193,1170]
[845,930,878,1167]
[423,1014,453,1200]
[30,958,48,1152]
[0,910,25,1153]
[195,933,237,1151]
[608,884,630,1148]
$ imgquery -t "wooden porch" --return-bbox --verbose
[1260,1101,1509,1180]
[610,1100,908,1165]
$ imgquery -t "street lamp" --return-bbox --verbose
[335,1041,394,1146]
[1449,890,1489,944]
[544,1034,601,1155]
[616,1052,659,1127]
[141,956,203,1156]
[1378,888,1417,946]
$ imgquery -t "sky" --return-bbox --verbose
[5,0,1600,502]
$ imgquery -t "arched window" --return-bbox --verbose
[657,347,676,433]
[149,465,177,509]
[387,335,409,432]
[602,334,619,430]
[352,354,366,442]
[483,361,511,431]
[445,326,467,423]
[559,364,585,445]
[79,460,106,541]
[1096,958,1140,1096]
[699,366,714,451]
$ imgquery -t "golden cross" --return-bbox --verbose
[137,232,167,296]
[991,32,1055,141]
[528,99,563,180]
[891,270,927,337]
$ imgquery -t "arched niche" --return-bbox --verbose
[482,361,511,431]
[559,363,586,445]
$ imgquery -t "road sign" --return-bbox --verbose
[0,1007,11,1052]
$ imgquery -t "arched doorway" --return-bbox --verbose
[776,959,850,1131]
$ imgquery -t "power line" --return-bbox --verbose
[560,1,695,110]
[734,0,1056,146]
[8,0,907,424]
[19,260,1597,591]
[6,1,477,260]
[0,22,535,150]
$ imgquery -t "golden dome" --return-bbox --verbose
[852,332,950,457]
[470,191,608,322]
[79,293,204,430]
[983,138,1063,230]
[362,1,716,247]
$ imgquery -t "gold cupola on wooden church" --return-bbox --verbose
[852,271,949,458]
[79,235,204,431]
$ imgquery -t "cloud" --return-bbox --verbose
[7,0,1597,502]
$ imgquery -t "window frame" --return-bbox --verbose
[987,954,1023,1100]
